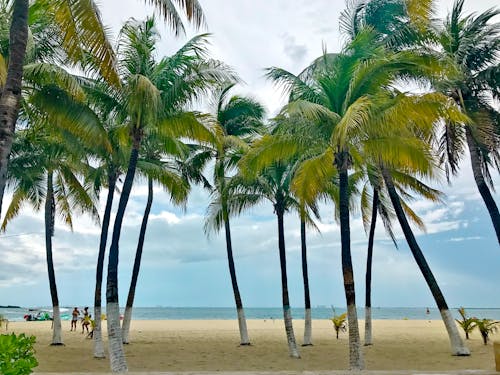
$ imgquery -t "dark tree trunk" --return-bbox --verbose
[106,143,141,372]
[45,171,62,345]
[224,217,243,310]
[364,190,378,346]
[481,332,488,345]
[93,171,117,358]
[224,214,250,345]
[300,219,313,346]
[465,127,500,245]
[382,167,469,355]
[337,157,363,370]
[276,202,300,358]
[0,0,29,215]
[122,177,153,344]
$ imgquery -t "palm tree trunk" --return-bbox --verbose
[465,127,500,245]
[382,167,470,356]
[338,160,364,370]
[276,204,300,358]
[106,144,141,372]
[122,177,153,344]
[45,170,63,345]
[364,190,378,346]
[300,219,312,346]
[224,216,250,345]
[0,0,29,215]
[93,172,117,358]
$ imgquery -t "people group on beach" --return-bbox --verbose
[70,306,93,337]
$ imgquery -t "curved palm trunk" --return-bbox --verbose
[223,216,250,345]
[122,177,153,344]
[300,219,312,346]
[93,172,117,358]
[0,0,29,215]
[106,144,141,372]
[465,128,500,245]
[338,163,363,370]
[364,190,378,346]
[382,168,470,356]
[45,171,63,345]
[276,204,300,358]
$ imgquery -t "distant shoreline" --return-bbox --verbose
[3,306,500,322]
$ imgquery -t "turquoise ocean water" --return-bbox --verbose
[1,306,500,322]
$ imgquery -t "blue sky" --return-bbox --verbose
[1,0,499,309]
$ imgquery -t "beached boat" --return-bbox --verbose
[24,309,52,321]
[23,308,70,321]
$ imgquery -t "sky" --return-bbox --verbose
[1,0,499,310]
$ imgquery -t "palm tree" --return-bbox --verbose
[360,167,430,346]
[267,114,320,347]
[337,0,473,351]
[203,83,265,346]
[2,127,99,345]
[475,318,499,345]
[246,24,472,364]
[338,0,434,49]
[74,73,134,358]
[362,89,471,355]
[121,133,191,344]
[0,0,115,212]
[231,162,308,358]
[0,0,205,217]
[434,0,500,245]
[0,6,111,346]
[298,206,317,346]
[104,18,231,371]
[258,31,404,369]
[456,307,476,340]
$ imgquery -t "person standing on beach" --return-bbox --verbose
[71,307,79,331]
[82,307,91,334]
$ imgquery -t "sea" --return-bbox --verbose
[1,306,500,322]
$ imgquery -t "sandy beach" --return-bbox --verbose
[4,318,498,373]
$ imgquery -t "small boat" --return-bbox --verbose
[24,309,53,321]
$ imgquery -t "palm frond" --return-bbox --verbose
[50,0,119,85]
[291,149,336,205]
[145,0,206,35]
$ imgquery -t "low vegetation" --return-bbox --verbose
[456,308,499,344]
[0,333,38,375]
[331,311,347,339]
[456,307,477,339]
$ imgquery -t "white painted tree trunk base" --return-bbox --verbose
[440,309,470,356]
[302,308,312,346]
[122,306,133,344]
[283,307,300,358]
[51,305,63,345]
[237,308,250,345]
[93,306,106,358]
[364,306,373,346]
[107,302,128,372]
[347,304,364,370]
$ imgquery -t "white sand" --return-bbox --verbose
[5,319,497,372]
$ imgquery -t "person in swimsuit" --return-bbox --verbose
[82,307,91,334]
[71,307,79,331]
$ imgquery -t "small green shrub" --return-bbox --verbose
[475,318,499,345]
[331,312,347,339]
[0,333,38,375]
[456,307,476,340]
